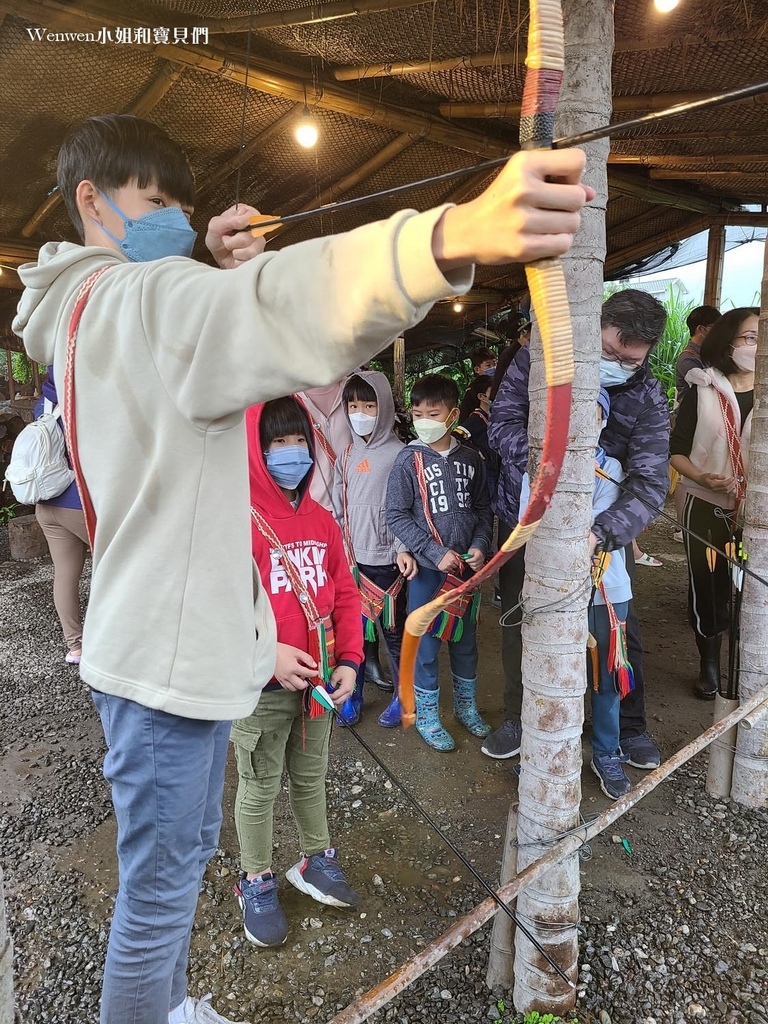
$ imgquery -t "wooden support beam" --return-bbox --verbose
[392,336,405,408]
[195,106,305,199]
[157,44,511,159]
[610,153,768,168]
[439,91,768,120]
[650,170,768,181]
[711,213,768,226]
[19,62,184,238]
[606,215,710,275]
[274,134,416,239]
[608,169,733,214]
[704,225,726,307]
[200,0,434,33]
[334,49,520,81]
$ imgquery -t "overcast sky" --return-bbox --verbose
[642,239,765,310]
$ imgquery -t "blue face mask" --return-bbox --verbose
[483,366,497,377]
[94,189,197,262]
[265,446,313,490]
[599,358,637,388]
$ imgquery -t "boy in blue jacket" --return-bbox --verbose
[386,374,492,751]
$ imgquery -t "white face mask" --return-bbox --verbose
[413,413,454,444]
[731,346,756,372]
[599,358,636,387]
[349,411,377,436]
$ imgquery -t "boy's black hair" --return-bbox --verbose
[470,346,495,369]
[700,307,759,376]
[463,375,492,414]
[259,397,311,450]
[343,374,377,404]
[686,305,721,336]
[410,374,460,409]
[57,114,196,239]
[601,289,667,348]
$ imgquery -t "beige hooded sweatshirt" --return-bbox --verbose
[13,207,472,720]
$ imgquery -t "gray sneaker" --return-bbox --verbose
[481,719,522,759]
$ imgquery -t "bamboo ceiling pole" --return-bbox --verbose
[327,682,768,1024]
[334,49,520,81]
[439,91,768,119]
[158,45,510,159]
[200,0,434,33]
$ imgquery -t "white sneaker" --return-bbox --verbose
[673,529,683,543]
[182,994,249,1024]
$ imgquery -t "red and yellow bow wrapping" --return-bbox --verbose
[399,0,574,727]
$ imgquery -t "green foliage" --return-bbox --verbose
[0,502,19,525]
[521,1013,563,1024]
[648,282,697,408]
[11,352,34,385]
[370,348,478,406]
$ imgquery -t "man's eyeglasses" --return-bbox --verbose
[602,351,644,372]
[733,333,758,347]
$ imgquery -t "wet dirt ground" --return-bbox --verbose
[2,515,767,1024]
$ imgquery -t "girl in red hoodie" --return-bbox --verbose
[232,396,363,948]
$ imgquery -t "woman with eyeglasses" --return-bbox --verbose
[670,307,759,700]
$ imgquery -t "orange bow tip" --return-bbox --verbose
[248,213,282,238]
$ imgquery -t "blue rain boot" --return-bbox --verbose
[415,687,455,752]
[452,676,491,738]
[337,668,364,727]
[378,684,401,728]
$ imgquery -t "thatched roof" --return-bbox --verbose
[1,0,767,354]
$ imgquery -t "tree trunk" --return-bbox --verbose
[0,867,13,1024]
[512,0,613,1014]
[731,237,768,807]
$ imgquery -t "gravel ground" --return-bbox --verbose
[1,519,767,1024]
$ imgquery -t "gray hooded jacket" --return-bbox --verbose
[331,370,408,566]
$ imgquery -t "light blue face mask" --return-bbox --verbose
[265,446,314,490]
[599,358,637,388]
[94,189,197,262]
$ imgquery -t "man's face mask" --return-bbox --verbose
[94,189,197,262]
[599,358,637,388]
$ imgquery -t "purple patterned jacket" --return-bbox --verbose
[488,345,671,551]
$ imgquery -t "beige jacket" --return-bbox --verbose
[683,366,751,509]
[13,207,472,720]
[295,384,353,511]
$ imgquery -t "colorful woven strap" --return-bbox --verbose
[62,266,112,549]
[413,450,444,546]
[250,505,337,700]
[715,389,747,510]
[311,420,338,468]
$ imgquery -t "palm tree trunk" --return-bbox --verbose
[731,238,768,807]
[512,0,613,1013]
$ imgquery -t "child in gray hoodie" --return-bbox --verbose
[332,371,418,726]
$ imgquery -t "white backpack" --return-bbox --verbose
[3,399,76,505]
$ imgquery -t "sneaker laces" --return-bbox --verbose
[309,851,345,883]
[241,875,277,910]
[596,755,627,782]
[188,993,246,1024]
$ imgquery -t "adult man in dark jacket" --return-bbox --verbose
[484,289,669,771]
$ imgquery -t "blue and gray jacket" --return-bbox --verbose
[488,345,670,551]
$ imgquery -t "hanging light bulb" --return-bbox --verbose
[654,0,680,11]
[295,106,319,148]
[453,300,464,313]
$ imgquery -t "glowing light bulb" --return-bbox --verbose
[453,301,464,313]
[295,116,318,148]
[654,0,679,11]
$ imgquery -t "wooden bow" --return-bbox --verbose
[398,0,573,727]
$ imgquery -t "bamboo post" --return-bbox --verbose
[392,337,406,408]
[706,694,739,798]
[327,682,768,1024]
[703,226,726,308]
[486,804,518,989]
[0,866,13,1024]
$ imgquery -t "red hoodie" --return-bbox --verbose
[245,401,363,691]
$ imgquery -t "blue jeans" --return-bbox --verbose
[408,565,478,691]
[587,602,628,756]
[91,691,231,1024]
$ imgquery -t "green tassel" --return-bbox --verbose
[382,593,395,632]
[317,620,332,681]
[469,590,481,625]
[363,616,377,642]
